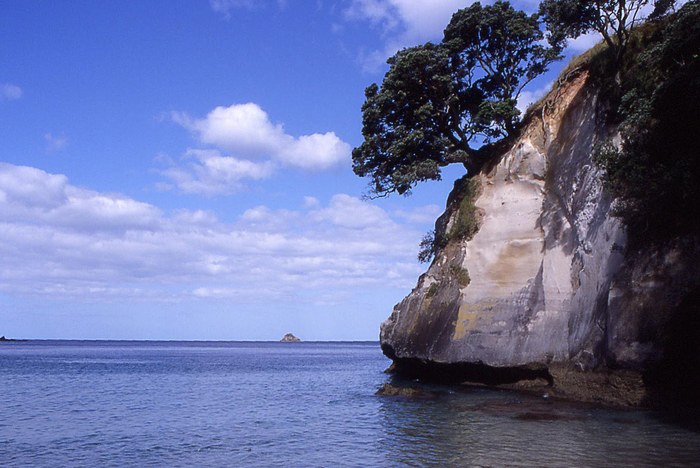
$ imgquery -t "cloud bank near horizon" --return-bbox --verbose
[0,162,435,304]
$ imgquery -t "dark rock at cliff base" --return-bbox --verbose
[280,333,301,343]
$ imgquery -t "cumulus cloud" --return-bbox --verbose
[0,162,430,301]
[172,104,285,158]
[167,103,351,195]
[174,103,350,170]
[344,0,468,72]
[0,83,22,101]
[277,132,351,170]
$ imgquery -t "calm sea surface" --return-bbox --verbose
[1,341,700,467]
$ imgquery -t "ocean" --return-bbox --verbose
[1,341,699,466]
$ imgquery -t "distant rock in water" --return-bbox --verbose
[280,333,301,343]
[0,336,26,342]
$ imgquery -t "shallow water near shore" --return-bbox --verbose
[1,341,699,466]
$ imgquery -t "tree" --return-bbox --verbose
[352,1,560,198]
[540,0,676,62]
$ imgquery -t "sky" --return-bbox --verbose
[0,0,601,340]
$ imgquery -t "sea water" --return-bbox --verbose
[1,341,699,467]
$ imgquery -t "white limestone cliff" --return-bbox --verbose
[380,68,700,405]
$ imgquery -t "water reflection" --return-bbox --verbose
[376,382,700,467]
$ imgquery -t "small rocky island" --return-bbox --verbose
[280,333,301,343]
[0,336,22,342]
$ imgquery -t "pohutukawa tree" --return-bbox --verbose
[352,1,560,198]
[539,0,676,62]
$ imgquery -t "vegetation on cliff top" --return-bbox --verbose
[540,0,675,64]
[593,0,700,245]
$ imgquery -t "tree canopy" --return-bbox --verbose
[540,0,676,61]
[352,1,560,198]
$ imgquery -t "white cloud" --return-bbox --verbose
[393,204,442,224]
[161,148,275,196]
[44,132,68,153]
[343,1,551,72]
[0,163,161,232]
[0,83,22,101]
[0,162,431,301]
[303,196,320,208]
[561,0,689,54]
[566,32,602,53]
[346,0,466,41]
[345,0,468,72]
[173,104,285,158]
[516,81,554,114]
[277,132,351,170]
[168,103,351,195]
[310,193,391,229]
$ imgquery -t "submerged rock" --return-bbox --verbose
[280,333,301,343]
[375,383,439,399]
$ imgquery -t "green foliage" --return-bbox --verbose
[352,44,460,197]
[443,1,560,137]
[449,264,471,287]
[594,0,700,244]
[449,178,482,242]
[353,1,560,198]
[425,283,440,299]
[417,178,482,264]
[417,228,449,264]
[418,230,439,264]
[540,0,675,63]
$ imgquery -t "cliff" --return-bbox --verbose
[381,53,700,406]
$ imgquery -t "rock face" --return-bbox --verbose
[380,69,700,406]
[280,333,301,343]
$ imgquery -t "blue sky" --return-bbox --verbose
[0,0,599,340]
